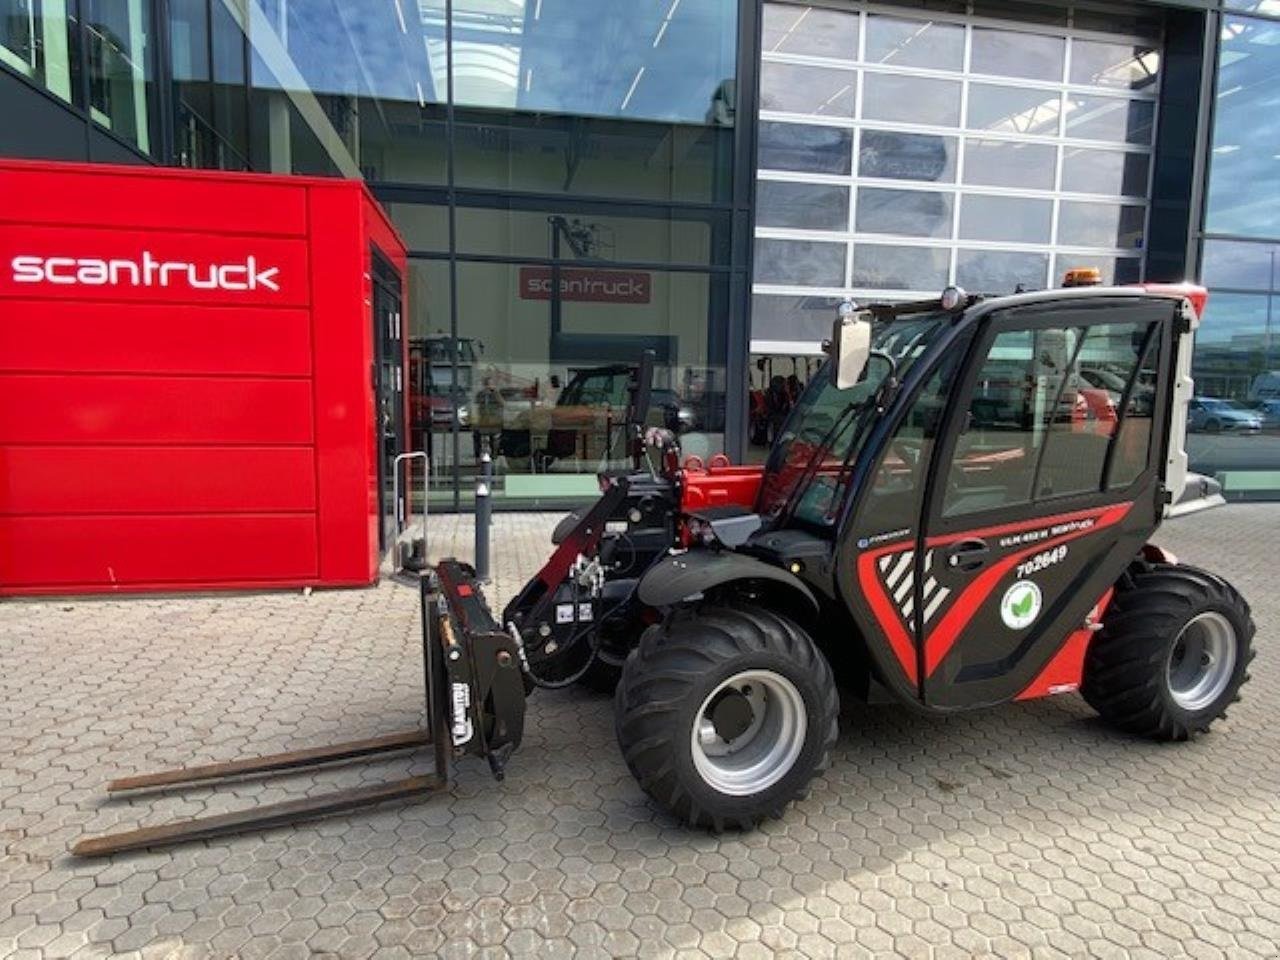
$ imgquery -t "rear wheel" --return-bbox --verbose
[615,604,838,829]
[1082,563,1254,741]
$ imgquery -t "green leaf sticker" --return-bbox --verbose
[1001,580,1042,630]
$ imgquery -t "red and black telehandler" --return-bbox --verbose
[76,280,1254,854]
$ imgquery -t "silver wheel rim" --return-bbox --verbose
[1166,611,1237,712]
[690,670,807,796]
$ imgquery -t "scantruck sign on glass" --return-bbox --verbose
[10,252,281,292]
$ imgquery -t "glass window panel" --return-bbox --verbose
[444,261,727,503]
[1226,1,1280,14]
[944,326,1083,516]
[851,244,949,290]
[1205,16,1280,237]
[1058,202,1146,250]
[0,0,74,104]
[858,130,956,183]
[761,2,859,60]
[1070,39,1161,93]
[1201,240,1280,292]
[760,62,856,117]
[1109,329,1163,490]
[956,250,1048,294]
[1061,148,1150,197]
[758,120,853,175]
[83,0,157,153]
[757,181,851,232]
[971,27,1065,82]
[863,73,961,127]
[967,84,1061,137]
[443,199,725,265]
[449,113,731,202]
[971,1,1067,26]
[384,201,451,253]
[962,140,1056,190]
[959,195,1052,244]
[755,238,847,287]
[1065,95,1154,145]
[751,294,843,343]
[445,0,736,125]
[1186,294,1278,488]
[865,15,964,72]
[1073,7,1163,40]
[856,187,954,239]
[1051,255,1142,286]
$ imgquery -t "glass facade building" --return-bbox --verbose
[3,0,1279,503]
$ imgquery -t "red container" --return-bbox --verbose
[0,160,409,595]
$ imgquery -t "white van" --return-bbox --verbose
[1249,371,1280,400]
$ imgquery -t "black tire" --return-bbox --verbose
[614,604,838,830]
[1082,563,1254,741]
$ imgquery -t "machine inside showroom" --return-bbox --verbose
[75,277,1255,855]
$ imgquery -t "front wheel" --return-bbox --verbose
[1083,563,1254,741]
[614,604,838,830]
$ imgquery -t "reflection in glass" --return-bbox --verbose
[852,244,949,290]
[1201,240,1280,292]
[751,294,843,343]
[959,195,1052,244]
[970,27,1064,82]
[439,201,723,265]
[83,0,156,151]
[433,260,727,502]
[0,0,73,103]
[757,181,850,232]
[856,187,953,239]
[859,130,956,183]
[966,84,1061,137]
[1205,15,1280,237]
[1070,40,1160,92]
[1061,148,1149,197]
[755,239,847,288]
[760,62,856,117]
[758,121,853,175]
[865,15,963,72]
[761,2,859,60]
[447,112,731,202]
[1057,202,1146,249]
[962,140,1056,190]
[863,73,961,127]
[956,250,1049,294]
[444,0,736,124]
[1065,95,1154,145]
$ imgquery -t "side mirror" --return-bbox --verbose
[830,303,873,390]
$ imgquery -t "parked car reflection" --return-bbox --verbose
[1188,397,1263,434]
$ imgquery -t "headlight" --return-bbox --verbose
[456,404,470,426]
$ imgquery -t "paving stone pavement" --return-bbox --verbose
[2,504,1279,960]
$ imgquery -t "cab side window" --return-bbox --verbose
[943,317,1157,518]
[861,352,963,533]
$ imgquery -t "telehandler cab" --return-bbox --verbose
[76,280,1254,854]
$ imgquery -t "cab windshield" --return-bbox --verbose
[757,312,952,528]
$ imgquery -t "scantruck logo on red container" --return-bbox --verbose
[10,252,281,292]
[0,225,309,306]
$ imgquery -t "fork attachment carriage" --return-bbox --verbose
[71,562,526,857]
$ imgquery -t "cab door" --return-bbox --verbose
[917,297,1176,709]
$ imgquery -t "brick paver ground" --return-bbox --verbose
[2,505,1278,959]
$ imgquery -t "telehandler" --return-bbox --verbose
[76,279,1253,853]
